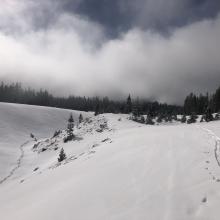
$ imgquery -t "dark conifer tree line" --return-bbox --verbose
[0,81,182,115]
[1,81,220,117]
[183,87,220,115]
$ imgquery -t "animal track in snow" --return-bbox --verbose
[0,141,30,185]
[198,126,220,184]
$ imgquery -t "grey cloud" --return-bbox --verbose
[2,0,219,36]
[61,0,220,36]
[0,0,219,104]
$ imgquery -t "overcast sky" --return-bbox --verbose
[0,0,220,104]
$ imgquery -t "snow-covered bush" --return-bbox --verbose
[215,112,220,120]
[187,113,197,124]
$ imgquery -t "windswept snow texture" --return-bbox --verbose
[1,103,220,220]
[0,102,90,179]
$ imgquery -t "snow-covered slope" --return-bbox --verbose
[0,102,91,180]
[1,103,220,220]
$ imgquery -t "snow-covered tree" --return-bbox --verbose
[146,115,155,125]
[53,130,61,138]
[79,114,83,124]
[200,115,205,122]
[166,114,172,122]
[126,94,132,113]
[64,113,75,142]
[58,148,66,162]
[156,115,163,123]
[172,114,178,121]
[181,115,186,123]
[204,107,213,122]
[187,112,197,124]
[140,115,145,124]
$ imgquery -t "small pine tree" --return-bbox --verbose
[167,114,172,122]
[30,133,37,141]
[164,114,172,122]
[58,148,66,162]
[200,115,205,122]
[181,115,186,123]
[126,94,132,113]
[172,114,178,121]
[187,112,197,124]
[156,115,163,123]
[132,115,138,122]
[146,115,155,125]
[79,114,83,124]
[140,115,145,124]
[64,113,75,142]
[204,107,213,122]
[132,100,141,118]
[53,130,61,138]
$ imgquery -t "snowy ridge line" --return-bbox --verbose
[200,127,220,167]
[0,140,30,185]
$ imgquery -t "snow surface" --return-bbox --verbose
[0,102,91,179]
[1,103,220,220]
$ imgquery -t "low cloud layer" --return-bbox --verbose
[0,0,220,104]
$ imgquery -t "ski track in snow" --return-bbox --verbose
[0,140,29,185]
[200,127,220,167]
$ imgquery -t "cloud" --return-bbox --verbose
[124,0,220,30]
[0,0,220,104]
[62,0,220,34]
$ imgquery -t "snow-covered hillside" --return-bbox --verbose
[1,103,220,220]
[0,102,91,180]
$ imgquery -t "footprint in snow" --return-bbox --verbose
[203,151,210,154]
